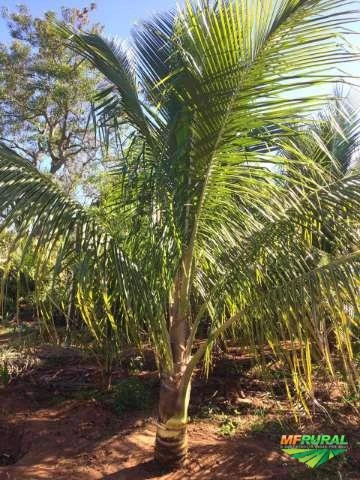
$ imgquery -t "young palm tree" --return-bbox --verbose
[1,0,360,468]
[284,90,360,178]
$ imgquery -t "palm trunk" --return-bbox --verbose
[65,274,76,344]
[155,300,191,468]
[155,253,192,468]
[155,375,191,467]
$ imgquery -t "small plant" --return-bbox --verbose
[219,416,238,437]
[270,369,287,380]
[126,355,144,374]
[0,363,10,385]
[343,391,360,408]
[111,377,152,414]
[250,418,267,432]
[0,346,38,381]
[196,401,220,418]
[253,407,267,417]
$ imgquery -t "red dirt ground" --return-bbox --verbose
[0,394,292,480]
[0,345,359,480]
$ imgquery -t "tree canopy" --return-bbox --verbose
[0,3,102,191]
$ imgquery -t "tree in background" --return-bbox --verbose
[0,4,104,333]
[0,3,102,192]
[0,0,359,470]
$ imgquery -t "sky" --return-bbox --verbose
[0,0,359,89]
[0,0,177,42]
[0,1,359,44]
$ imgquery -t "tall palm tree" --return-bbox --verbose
[1,0,360,468]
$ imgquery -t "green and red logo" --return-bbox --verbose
[281,434,348,469]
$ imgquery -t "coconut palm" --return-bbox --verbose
[284,90,360,178]
[313,92,360,175]
[1,0,360,468]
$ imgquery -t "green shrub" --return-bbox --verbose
[197,401,220,418]
[0,363,10,385]
[125,355,144,374]
[0,346,38,382]
[218,416,238,437]
[112,377,152,414]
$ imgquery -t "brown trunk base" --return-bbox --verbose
[154,423,188,468]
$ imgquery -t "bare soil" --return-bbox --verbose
[0,342,359,480]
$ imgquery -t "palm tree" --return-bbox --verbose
[283,89,359,179]
[276,92,360,365]
[1,0,360,468]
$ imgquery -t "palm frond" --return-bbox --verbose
[57,25,161,150]
[0,144,173,368]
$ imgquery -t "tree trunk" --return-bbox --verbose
[155,375,191,468]
[156,263,192,468]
